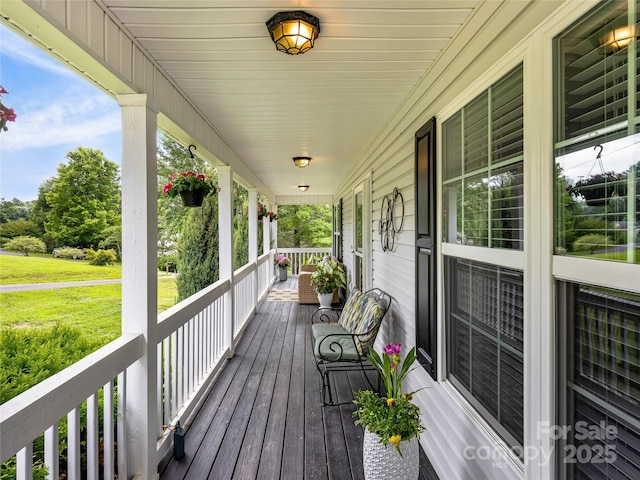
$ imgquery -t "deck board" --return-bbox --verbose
[160,277,439,480]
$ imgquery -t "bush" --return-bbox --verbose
[3,236,46,256]
[158,253,178,272]
[52,246,86,260]
[573,234,611,254]
[0,325,107,480]
[85,248,117,266]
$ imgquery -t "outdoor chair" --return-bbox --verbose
[310,287,391,406]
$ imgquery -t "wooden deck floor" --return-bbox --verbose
[159,277,439,480]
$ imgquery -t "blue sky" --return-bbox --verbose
[0,25,122,201]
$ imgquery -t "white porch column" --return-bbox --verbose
[117,94,160,480]
[218,166,235,357]
[262,209,270,256]
[248,189,258,305]
[248,189,258,262]
[271,204,278,249]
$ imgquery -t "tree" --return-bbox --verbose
[574,234,611,254]
[234,183,249,269]
[4,236,46,256]
[30,179,54,246]
[0,198,32,223]
[177,196,219,300]
[0,219,40,239]
[44,147,120,248]
[276,204,332,248]
[99,225,122,257]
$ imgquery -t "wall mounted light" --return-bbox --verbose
[298,185,310,192]
[266,11,320,55]
[293,156,312,168]
[598,25,638,54]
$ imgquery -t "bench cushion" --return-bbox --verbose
[312,323,361,361]
[336,288,382,354]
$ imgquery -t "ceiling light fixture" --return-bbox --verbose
[293,156,312,168]
[266,11,320,55]
[598,25,638,54]
[298,185,310,192]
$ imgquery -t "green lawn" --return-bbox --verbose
[569,248,640,263]
[0,255,178,343]
[0,255,122,284]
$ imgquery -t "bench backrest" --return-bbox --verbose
[338,288,391,354]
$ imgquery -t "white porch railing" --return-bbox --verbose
[275,247,332,274]
[0,252,275,480]
[0,334,144,480]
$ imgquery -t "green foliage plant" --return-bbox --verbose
[53,247,86,260]
[3,235,46,256]
[0,219,41,239]
[158,253,178,272]
[353,344,424,455]
[85,248,117,266]
[177,196,219,300]
[163,171,218,198]
[309,257,346,294]
[573,234,611,254]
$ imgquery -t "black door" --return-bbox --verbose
[415,117,437,379]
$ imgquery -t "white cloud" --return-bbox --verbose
[1,93,121,151]
[1,27,75,78]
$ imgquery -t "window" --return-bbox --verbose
[446,258,524,448]
[557,282,640,480]
[554,0,639,264]
[443,65,524,250]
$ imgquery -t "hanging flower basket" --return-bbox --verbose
[179,188,206,207]
[163,171,218,208]
[568,172,622,207]
[258,202,268,221]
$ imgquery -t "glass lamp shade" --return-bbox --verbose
[298,185,310,192]
[293,156,311,168]
[266,11,320,55]
[598,25,637,54]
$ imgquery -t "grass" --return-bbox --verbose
[569,248,640,263]
[0,255,178,344]
[0,255,122,284]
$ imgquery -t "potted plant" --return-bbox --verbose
[163,171,218,207]
[568,171,622,207]
[274,253,290,281]
[267,211,279,222]
[353,344,423,479]
[309,257,346,307]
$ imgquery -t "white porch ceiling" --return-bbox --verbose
[102,0,481,199]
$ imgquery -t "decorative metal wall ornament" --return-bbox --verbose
[378,187,404,252]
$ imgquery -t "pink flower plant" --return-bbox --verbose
[163,171,218,199]
[0,86,17,133]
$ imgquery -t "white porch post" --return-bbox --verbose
[262,209,270,256]
[271,204,278,249]
[118,94,159,480]
[248,189,258,305]
[218,166,235,357]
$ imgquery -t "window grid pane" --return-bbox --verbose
[447,257,524,447]
[443,65,524,250]
[558,282,640,480]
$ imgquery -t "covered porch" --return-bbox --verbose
[158,277,438,480]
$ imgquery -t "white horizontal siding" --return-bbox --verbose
[332,1,575,479]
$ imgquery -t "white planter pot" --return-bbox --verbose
[362,430,419,480]
[317,292,333,308]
